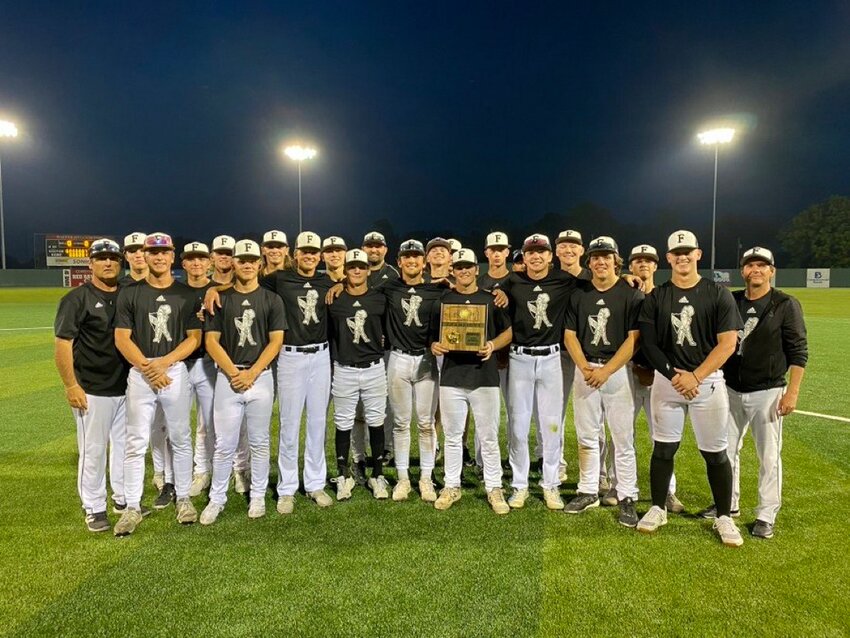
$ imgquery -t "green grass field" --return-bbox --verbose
[1,287,848,637]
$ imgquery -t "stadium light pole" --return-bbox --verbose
[697,127,735,271]
[0,120,20,270]
[283,145,318,234]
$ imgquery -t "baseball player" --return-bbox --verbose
[430,248,513,514]
[54,238,132,532]
[120,232,148,285]
[328,249,391,500]
[635,230,743,547]
[700,246,807,539]
[447,238,462,254]
[425,237,453,282]
[563,237,643,527]
[511,250,525,273]
[113,232,203,536]
[321,235,347,282]
[200,239,286,524]
[260,230,290,276]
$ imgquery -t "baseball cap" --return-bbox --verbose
[555,230,583,245]
[322,236,347,251]
[398,239,425,256]
[211,235,235,253]
[485,231,510,249]
[363,231,386,246]
[124,232,146,250]
[234,239,261,259]
[452,248,477,267]
[447,238,462,253]
[90,238,122,257]
[144,232,174,250]
[522,233,552,252]
[511,249,524,264]
[296,231,322,251]
[741,246,775,267]
[425,237,451,253]
[345,248,369,267]
[262,230,288,246]
[181,242,210,258]
[667,230,699,252]
[586,236,619,256]
[629,244,659,262]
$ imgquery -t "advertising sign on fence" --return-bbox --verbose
[62,268,93,288]
[806,268,830,288]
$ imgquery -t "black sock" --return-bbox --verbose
[335,429,351,477]
[368,425,385,477]
[650,441,679,508]
[701,450,733,517]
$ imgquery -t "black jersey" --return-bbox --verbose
[115,280,203,359]
[433,289,511,389]
[381,278,444,351]
[566,278,644,361]
[477,270,510,291]
[118,274,144,288]
[205,287,286,366]
[638,278,741,372]
[260,269,336,346]
[502,269,578,347]
[185,281,215,360]
[328,289,387,366]
[368,262,400,287]
[631,288,656,369]
[54,283,130,396]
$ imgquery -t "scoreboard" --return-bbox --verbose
[45,235,108,267]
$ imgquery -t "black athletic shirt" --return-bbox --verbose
[328,289,387,366]
[115,280,203,359]
[54,283,130,396]
[477,270,510,291]
[260,269,336,346]
[368,262,400,288]
[501,269,578,346]
[432,289,511,389]
[566,278,644,361]
[381,278,444,351]
[205,287,286,366]
[186,280,215,360]
[638,278,741,372]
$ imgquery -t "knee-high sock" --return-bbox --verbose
[335,429,351,477]
[701,449,733,517]
[369,426,384,477]
[650,441,679,508]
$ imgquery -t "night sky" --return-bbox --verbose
[1,2,849,267]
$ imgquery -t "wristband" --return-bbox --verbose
[692,371,701,384]
[65,383,80,391]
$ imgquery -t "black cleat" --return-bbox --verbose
[564,493,600,514]
[752,519,775,539]
[153,483,176,510]
[618,498,639,528]
[85,511,110,533]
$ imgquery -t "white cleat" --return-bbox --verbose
[248,498,266,519]
[508,488,529,509]
[335,476,355,501]
[419,478,437,503]
[636,505,668,534]
[713,515,744,547]
[369,475,390,500]
[309,489,333,508]
[392,478,412,502]
[543,488,565,510]
[175,498,197,525]
[233,470,250,494]
[189,472,211,497]
[200,502,224,526]
[276,495,295,515]
[152,471,165,492]
[487,488,510,515]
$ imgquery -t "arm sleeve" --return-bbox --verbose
[639,321,676,380]
[781,297,808,368]
[54,290,82,339]
[114,287,135,330]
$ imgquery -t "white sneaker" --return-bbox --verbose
[233,470,250,494]
[392,478,412,502]
[114,508,143,536]
[277,495,295,514]
[369,475,390,499]
[543,488,564,510]
[434,487,462,510]
[189,472,211,497]
[636,505,668,533]
[713,515,744,547]
[248,498,266,519]
[175,498,197,525]
[508,488,529,509]
[200,502,224,526]
[152,471,165,492]
[335,476,355,501]
[488,488,510,515]
[419,478,437,503]
[309,489,333,508]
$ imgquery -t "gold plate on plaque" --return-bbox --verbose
[440,303,488,352]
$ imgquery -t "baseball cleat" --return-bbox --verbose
[175,498,197,525]
[392,479,412,502]
[335,476,356,501]
[233,470,251,494]
[309,489,333,508]
[276,495,295,514]
[636,506,668,533]
[419,478,438,503]
[507,488,529,509]
[601,488,618,507]
[696,504,740,520]
[153,483,176,509]
[665,492,685,514]
[85,511,110,533]
[564,493,600,514]
[382,450,395,467]
[369,476,390,499]
[152,471,165,492]
[434,487,462,511]
[114,508,143,537]
[751,519,775,539]
[713,515,744,547]
[488,488,510,515]
[189,472,211,497]
[200,502,224,526]
[618,498,639,528]
[247,498,266,519]
[543,488,565,510]
[351,461,368,487]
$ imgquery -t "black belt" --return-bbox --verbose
[340,359,382,369]
[511,344,560,356]
[283,342,328,354]
[392,347,427,356]
[586,357,610,365]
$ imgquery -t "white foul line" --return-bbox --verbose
[0,326,52,332]
[797,410,850,424]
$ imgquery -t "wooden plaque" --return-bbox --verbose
[440,303,488,352]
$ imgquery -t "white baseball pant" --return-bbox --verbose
[74,394,126,513]
[352,352,394,461]
[277,346,331,496]
[727,387,784,524]
[440,386,502,490]
[124,362,192,508]
[333,361,387,432]
[150,405,172,483]
[650,370,730,452]
[187,356,216,475]
[209,369,275,504]
[387,350,438,474]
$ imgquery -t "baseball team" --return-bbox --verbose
[54,226,807,547]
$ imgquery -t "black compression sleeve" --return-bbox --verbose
[639,321,676,380]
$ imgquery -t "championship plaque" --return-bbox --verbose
[440,303,487,352]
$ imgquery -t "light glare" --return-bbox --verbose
[0,120,18,138]
[697,128,735,145]
[284,145,318,161]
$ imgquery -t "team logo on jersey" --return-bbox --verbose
[347,309,370,344]
[671,305,696,346]
[298,289,320,325]
[401,294,423,327]
[156,295,167,302]
[235,309,257,347]
[527,292,553,330]
[149,305,173,343]
[589,307,611,346]
[737,317,758,355]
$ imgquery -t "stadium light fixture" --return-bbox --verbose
[697,127,736,271]
[282,145,318,234]
[0,119,20,270]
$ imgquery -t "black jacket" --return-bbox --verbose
[723,288,808,393]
